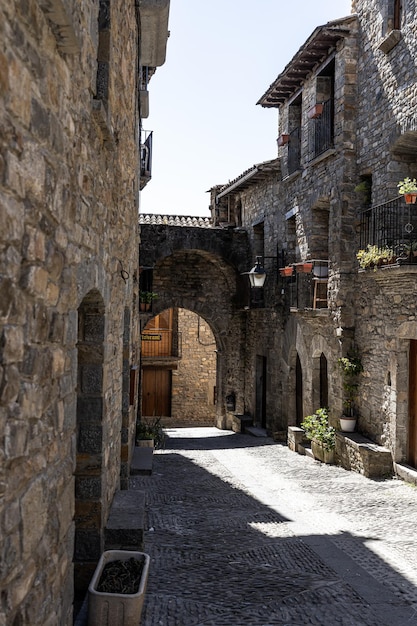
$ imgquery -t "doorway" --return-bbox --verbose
[142,368,172,417]
[408,340,417,467]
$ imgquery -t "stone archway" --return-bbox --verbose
[74,289,105,598]
[141,248,245,429]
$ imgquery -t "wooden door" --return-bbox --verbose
[408,340,417,467]
[142,368,171,417]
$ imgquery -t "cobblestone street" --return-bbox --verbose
[131,428,417,626]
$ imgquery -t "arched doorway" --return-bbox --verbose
[74,290,105,599]
[141,308,217,427]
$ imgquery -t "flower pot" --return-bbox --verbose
[339,416,357,432]
[404,192,417,204]
[88,550,150,626]
[307,103,324,119]
[279,266,293,277]
[311,440,334,464]
[295,263,313,273]
[277,134,290,147]
[140,302,151,312]
[138,438,154,448]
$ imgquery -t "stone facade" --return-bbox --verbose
[170,309,217,426]
[202,0,417,479]
[0,0,169,623]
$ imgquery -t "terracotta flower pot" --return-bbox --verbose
[404,192,417,204]
[307,103,324,119]
[279,266,293,277]
[295,263,313,273]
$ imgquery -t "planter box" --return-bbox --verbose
[88,550,150,626]
[138,439,154,448]
[311,440,334,464]
[295,263,313,273]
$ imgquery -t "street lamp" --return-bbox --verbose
[245,256,267,288]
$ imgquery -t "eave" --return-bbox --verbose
[257,16,355,108]
[216,158,281,200]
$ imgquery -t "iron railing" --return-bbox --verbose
[359,197,417,263]
[287,260,329,310]
[140,130,153,189]
[141,330,182,359]
[310,98,333,160]
[288,126,301,175]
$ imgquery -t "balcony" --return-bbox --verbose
[287,260,329,310]
[140,130,153,190]
[359,197,417,265]
[141,329,182,362]
[309,98,333,160]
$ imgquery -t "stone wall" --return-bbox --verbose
[0,1,141,623]
[170,309,217,426]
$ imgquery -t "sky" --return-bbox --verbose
[141,0,353,217]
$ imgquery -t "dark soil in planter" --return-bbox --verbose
[97,556,145,595]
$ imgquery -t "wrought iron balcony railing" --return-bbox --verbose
[140,130,153,190]
[309,98,334,160]
[288,126,301,175]
[141,330,182,359]
[287,260,329,310]
[359,197,417,264]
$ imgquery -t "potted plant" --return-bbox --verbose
[88,550,150,626]
[338,353,363,432]
[139,290,158,311]
[301,408,335,463]
[356,245,394,270]
[307,102,324,119]
[295,262,313,273]
[279,266,293,277]
[397,177,417,204]
[277,133,290,147]
[136,417,165,449]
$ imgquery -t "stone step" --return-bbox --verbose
[104,490,146,552]
[245,426,268,437]
[131,446,153,475]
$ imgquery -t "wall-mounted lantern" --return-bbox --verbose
[243,256,267,288]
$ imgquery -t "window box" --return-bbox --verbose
[307,103,324,119]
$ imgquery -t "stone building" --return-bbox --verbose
[208,0,417,480]
[0,0,169,623]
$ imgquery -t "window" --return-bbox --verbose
[309,59,335,160]
[288,95,302,175]
[394,0,403,30]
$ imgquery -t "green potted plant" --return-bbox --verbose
[356,244,394,270]
[139,290,158,311]
[397,177,417,204]
[301,408,335,463]
[135,417,165,449]
[338,353,363,431]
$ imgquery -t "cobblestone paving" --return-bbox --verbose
[130,428,417,625]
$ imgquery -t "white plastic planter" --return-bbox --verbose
[339,416,357,432]
[88,550,150,626]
